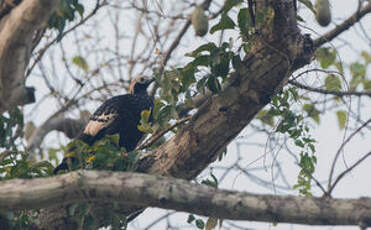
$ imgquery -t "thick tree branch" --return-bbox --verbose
[27,117,85,152]
[32,0,312,228]
[1,170,371,227]
[36,1,313,228]
[140,0,311,180]
[314,2,371,48]
[0,0,59,113]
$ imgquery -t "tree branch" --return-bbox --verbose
[33,0,315,228]
[0,0,59,113]
[314,2,371,48]
[27,117,85,153]
[289,80,371,97]
[141,0,312,180]
[1,170,371,227]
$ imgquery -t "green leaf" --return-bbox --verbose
[363,80,371,92]
[207,75,221,93]
[315,47,336,69]
[211,53,230,78]
[232,55,242,71]
[195,219,205,229]
[303,104,320,124]
[187,214,196,224]
[210,13,236,34]
[237,8,252,36]
[72,56,89,72]
[336,110,347,130]
[295,140,304,148]
[75,3,84,17]
[186,43,218,57]
[152,99,165,119]
[192,55,211,67]
[299,0,316,14]
[350,62,366,79]
[224,0,243,13]
[361,51,371,64]
[324,75,342,91]
[350,75,363,90]
[157,105,173,126]
[256,109,274,126]
[137,124,153,134]
[140,110,151,123]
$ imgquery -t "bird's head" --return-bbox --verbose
[129,75,155,94]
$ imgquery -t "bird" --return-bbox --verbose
[53,75,154,174]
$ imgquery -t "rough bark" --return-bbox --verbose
[37,1,314,228]
[0,0,59,114]
[141,0,310,179]
[1,171,371,227]
[1,0,370,229]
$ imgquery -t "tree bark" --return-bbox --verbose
[36,1,316,228]
[1,170,370,227]
[2,0,371,229]
[0,0,58,113]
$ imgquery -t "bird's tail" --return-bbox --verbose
[53,156,77,174]
[53,133,94,174]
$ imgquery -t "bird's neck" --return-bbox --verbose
[133,89,148,95]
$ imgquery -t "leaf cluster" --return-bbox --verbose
[48,0,84,41]
[270,88,317,196]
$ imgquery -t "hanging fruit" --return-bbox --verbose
[315,0,331,27]
[191,5,209,37]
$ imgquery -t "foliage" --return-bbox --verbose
[54,134,141,173]
[271,88,317,196]
[0,108,23,151]
[48,0,84,41]
[72,56,89,72]
[186,172,223,230]
[66,202,128,230]
[0,210,40,230]
[0,0,368,228]
[0,109,138,228]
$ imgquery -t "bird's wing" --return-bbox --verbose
[83,112,118,137]
[83,99,120,137]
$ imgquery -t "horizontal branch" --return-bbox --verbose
[314,2,371,48]
[0,170,370,227]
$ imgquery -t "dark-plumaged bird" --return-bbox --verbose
[53,75,154,174]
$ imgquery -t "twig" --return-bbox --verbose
[314,2,371,48]
[291,68,345,81]
[289,80,371,98]
[327,117,371,194]
[328,151,371,195]
[137,116,191,150]
[25,0,106,78]
[156,0,213,76]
